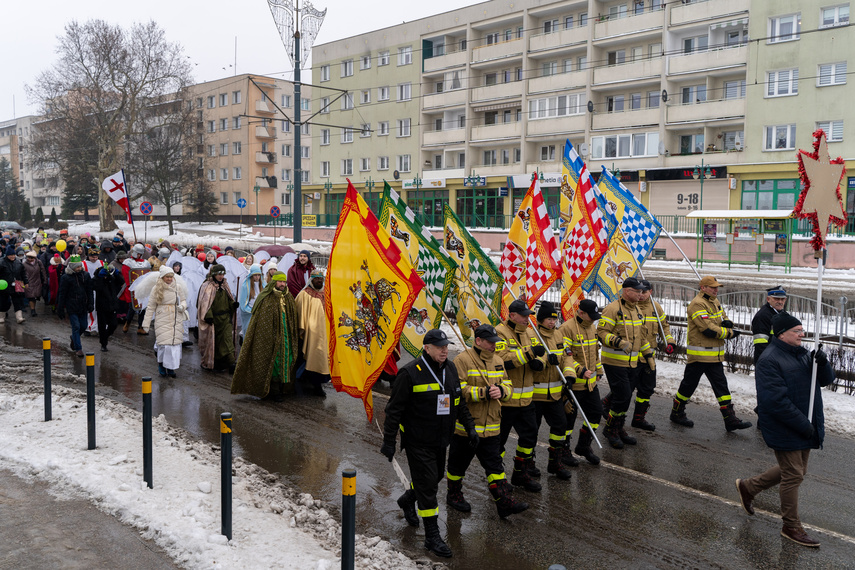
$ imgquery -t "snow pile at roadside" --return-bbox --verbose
[0,365,427,569]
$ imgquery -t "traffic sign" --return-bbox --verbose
[139,202,153,215]
[270,206,281,218]
[237,198,247,209]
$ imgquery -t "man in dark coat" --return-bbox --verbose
[735,313,834,548]
[93,265,125,351]
[381,329,478,559]
[751,286,788,364]
[56,255,94,357]
[0,244,28,324]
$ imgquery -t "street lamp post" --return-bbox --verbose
[323,179,333,226]
[254,183,260,225]
[692,160,712,210]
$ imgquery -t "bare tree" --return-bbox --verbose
[27,19,193,232]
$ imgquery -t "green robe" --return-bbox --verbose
[208,287,235,367]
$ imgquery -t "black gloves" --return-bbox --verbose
[531,344,546,357]
[504,360,515,371]
[664,343,676,354]
[702,329,717,338]
[812,347,829,367]
[467,427,480,449]
[380,441,395,462]
[528,359,544,371]
[729,329,741,339]
[720,320,734,328]
[547,353,559,366]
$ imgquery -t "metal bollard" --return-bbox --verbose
[43,338,51,422]
[86,353,96,450]
[142,377,153,489]
[341,469,356,570]
[220,412,232,540]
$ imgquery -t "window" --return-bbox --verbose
[485,72,497,85]
[342,159,353,175]
[219,118,228,131]
[630,93,642,110]
[577,56,587,70]
[580,12,588,26]
[320,97,330,114]
[282,120,291,132]
[207,96,215,109]
[301,146,310,158]
[301,98,310,111]
[378,121,390,136]
[817,120,844,141]
[220,192,228,204]
[682,35,708,54]
[769,14,801,43]
[723,131,744,151]
[321,161,330,177]
[360,158,370,171]
[197,97,203,109]
[742,179,799,210]
[608,4,627,19]
[724,80,747,99]
[282,94,292,107]
[379,51,389,66]
[528,94,584,119]
[647,90,660,108]
[397,83,411,101]
[282,192,291,205]
[679,134,705,154]
[607,50,626,65]
[565,16,574,29]
[607,95,625,112]
[818,62,847,86]
[361,55,371,70]
[232,91,241,104]
[483,150,497,165]
[764,124,797,150]
[233,192,241,204]
[220,168,229,181]
[821,4,849,27]
[261,167,268,177]
[767,69,799,96]
[681,85,707,104]
[209,170,217,182]
[591,132,659,159]
[233,167,242,180]
[321,129,330,145]
[320,65,330,81]
[233,116,241,129]
[233,142,241,154]
[540,145,556,161]
[397,155,411,172]
[360,123,371,137]
[207,121,215,133]
[341,59,353,77]
[342,128,353,143]
[542,61,558,77]
[341,93,354,110]
[379,86,390,101]
[361,90,371,104]
[563,59,573,73]
[279,144,289,157]
[282,169,291,182]
[397,119,411,137]
[649,43,662,57]
[631,47,642,62]
[219,94,227,106]
[301,171,310,183]
[208,144,216,157]
[544,19,559,33]
[220,143,228,156]
[398,46,412,66]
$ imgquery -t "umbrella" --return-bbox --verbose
[253,245,295,257]
[0,221,27,231]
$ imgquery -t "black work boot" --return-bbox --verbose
[574,426,601,465]
[396,489,419,527]
[618,416,637,445]
[560,438,580,467]
[670,397,694,427]
[446,478,471,512]
[525,451,541,478]
[631,401,656,431]
[423,515,452,558]
[511,456,542,492]
[603,413,624,449]
[489,480,528,518]
[721,403,753,431]
[547,446,572,480]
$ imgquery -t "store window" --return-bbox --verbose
[741,179,800,210]
[456,188,506,229]
[406,190,449,228]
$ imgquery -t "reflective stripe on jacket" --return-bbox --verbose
[686,292,729,363]
[597,298,651,368]
[531,325,572,401]
[638,299,673,347]
[496,321,536,408]
[558,316,601,390]
[452,347,511,437]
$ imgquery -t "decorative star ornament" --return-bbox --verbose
[795,129,847,250]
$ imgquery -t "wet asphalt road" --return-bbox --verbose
[5,316,855,570]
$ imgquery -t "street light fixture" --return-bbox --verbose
[692,159,713,210]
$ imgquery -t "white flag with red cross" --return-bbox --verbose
[101,169,134,224]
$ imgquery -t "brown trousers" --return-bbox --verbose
[742,448,811,528]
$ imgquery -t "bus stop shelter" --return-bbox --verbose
[687,210,794,273]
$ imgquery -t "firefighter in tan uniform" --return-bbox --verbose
[558,299,605,465]
[496,299,542,492]
[530,301,574,480]
[597,277,655,449]
[631,279,677,431]
[671,275,752,431]
[446,324,528,519]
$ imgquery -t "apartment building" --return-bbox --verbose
[0,116,63,213]
[310,0,855,228]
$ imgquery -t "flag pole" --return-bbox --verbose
[660,228,702,280]
[455,266,503,324]
[808,249,824,422]
[122,169,139,245]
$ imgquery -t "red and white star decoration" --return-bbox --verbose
[794,129,847,250]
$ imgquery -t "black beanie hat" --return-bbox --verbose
[772,312,801,336]
[537,300,559,322]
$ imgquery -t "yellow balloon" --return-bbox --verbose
[56,239,67,252]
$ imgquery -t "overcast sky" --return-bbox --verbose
[4,0,480,119]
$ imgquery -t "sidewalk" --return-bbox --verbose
[0,468,178,569]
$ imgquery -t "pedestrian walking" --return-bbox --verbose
[632,279,676,431]
[56,255,94,357]
[294,269,330,396]
[197,263,237,373]
[287,250,315,297]
[237,264,263,341]
[122,243,152,334]
[23,250,46,317]
[0,244,28,325]
[735,313,833,547]
[751,286,788,364]
[92,265,124,351]
[142,266,189,377]
[46,254,64,313]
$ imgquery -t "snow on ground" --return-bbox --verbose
[0,354,427,570]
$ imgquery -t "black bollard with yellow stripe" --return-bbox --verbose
[142,377,153,489]
[342,469,356,570]
[86,352,96,450]
[43,338,51,421]
[220,412,232,540]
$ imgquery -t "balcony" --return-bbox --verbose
[424,50,467,73]
[255,175,278,189]
[661,150,746,169]
[256,151,278,164]
[470,121,522,142]
[670,0,749,27]
[593,9,664,42]
[529,29,587,54]
[593,57,663,86]
[666,98,746,124]
[424,128,466,146]
[423,89,467,110]
[668,45,748,76]
[423,167,465,178]
[471,37,524,64]
[471,162,521,176]
[527,115,586,137]
[528,70,587,94]
[471,81,523,103]
[592,107,660,130]
[255,100,274,114]
[255,126,275,139]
